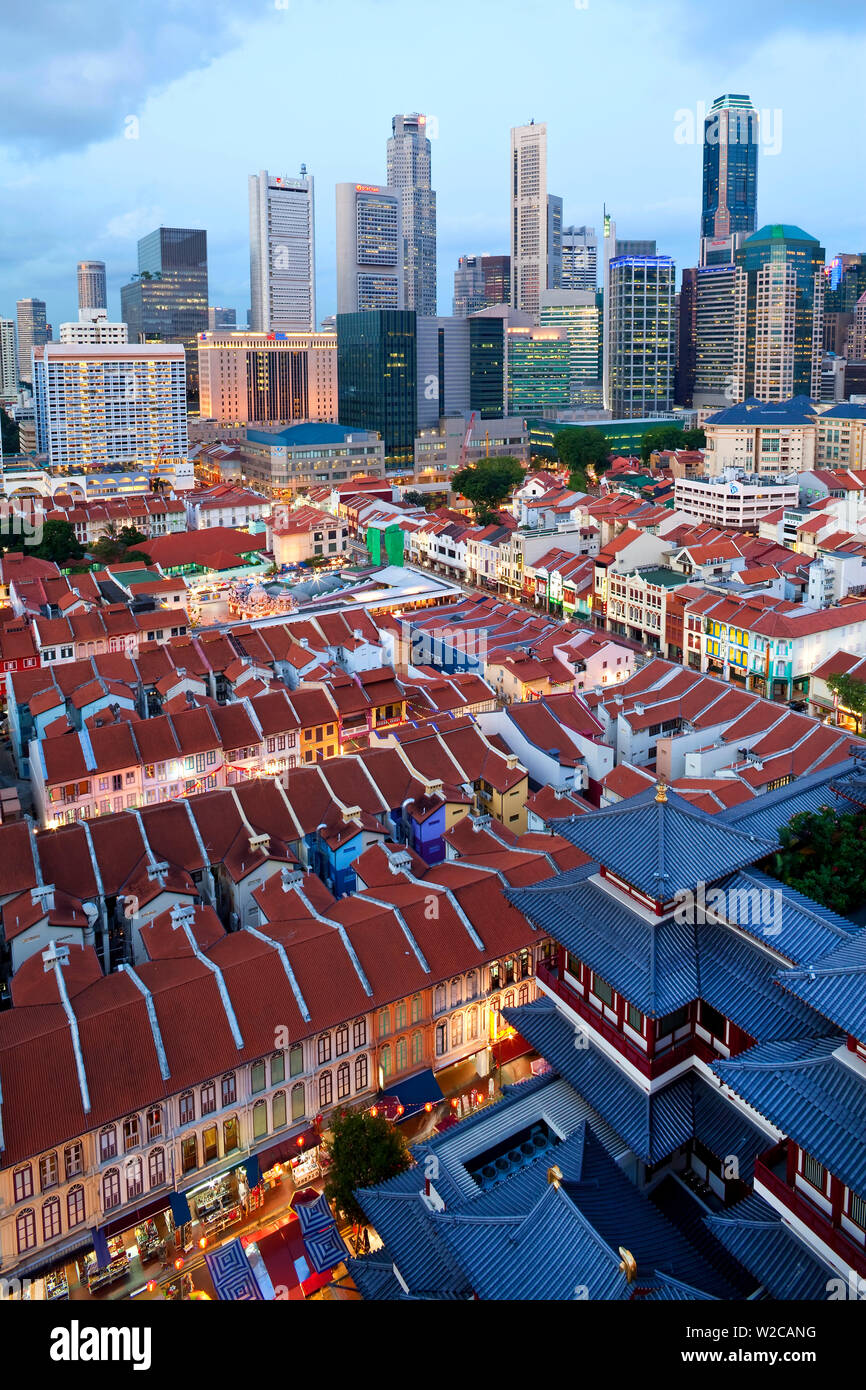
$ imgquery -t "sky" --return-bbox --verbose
[1,0,865,329]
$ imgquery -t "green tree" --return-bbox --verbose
[117,525,147,548]
[771,806,866,915]
[553,427,610,486]
[32,520,83,565]
[323,1105,411,1225]
[826,673,866,730]
[683,427,706,450]
[451,455,525,523]
[0,407,20,457]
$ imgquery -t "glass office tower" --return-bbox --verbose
[701,94,759,241]
[336,310,416,470]
[121,227,208,400]
[468,314,506,417]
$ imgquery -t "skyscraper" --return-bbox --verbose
[208,307,237,332]
[336,184,404,314]
[507,326,570,413]
[387,114,437,316]
[734,224,825,401]
[416,317,470,427]
[676,268,697,408]
[15,298,48,384]
[336,310,416,469]
[198,331,337,424]
[562,227,598,290]
[453,255,511,316]
[547,194,563,290]
[248,168,316,333]
[701,94,759,242]
[539,290,601,404]
[120,227,208,398]
[0,318,17,402]
[453,257,486,317]
[693,261,745,409]
[510,122,548,318]
[77,261,107,312]
[608,255,676,418]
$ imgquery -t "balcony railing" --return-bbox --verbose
[755,1143,866,1278]
[536,962,715,1078]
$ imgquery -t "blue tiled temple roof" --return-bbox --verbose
[550,788,777,899]
[778,929,866,1039]
[714,1035,866,1198]
[712,868,858,965]
[705,1193,835,1300]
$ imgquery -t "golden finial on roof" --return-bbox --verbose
[655,781,668,803]
[547,1164,563,1189]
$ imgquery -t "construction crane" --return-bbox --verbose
[457,411,478,471]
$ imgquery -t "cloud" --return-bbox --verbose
[105,208,166,241]
[0,0,264,155]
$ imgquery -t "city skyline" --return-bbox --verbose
[1,0,864,330]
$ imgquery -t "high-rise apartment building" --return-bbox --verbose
[733,224,825,401]
[0,319,17,402]
[562,227,598,290]
[387,114,437,316]
[77,261,107,312]
[16,298,48,384]
[197,331,337,425]
[539,290,601,404]
[33,342,188,473]
[510,122,548,318]
[59,309,129,345]
[336,184,404,315]
[693,261,745,409]
[547,195,563,291]
[336,310,416,469]
[608,255,676,417]
[120,227,208,396]
[248,169,316,334]
[701,94,759,242]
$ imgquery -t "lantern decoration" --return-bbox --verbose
[174,1257,185,1271]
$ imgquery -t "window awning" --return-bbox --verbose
[381,1068,444,1120]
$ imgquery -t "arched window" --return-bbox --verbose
[394,1000,407,1030]
[291,1083,306,1121]
[250,1061,266,1094]
[450,978,462,1007]
[103,1168,121,1211]
[126,1157,143,1200]
[434,984,446,1014]
[319,1071,333,1109]
[337,1063,351,1100]
[290,1043,304,1077]
[122,1116,140,1153]
[64,1144,83,1181]
[317,1034,332,1065]
[352,1019,367,1049]
[146,1107,163,1141]
[67,1184,85,1228]
[253,1100,268,1140]
[435,1022,448,1056]
[412,1030,423,1065]
[39,1152,59,1192]
[42,1197,61,1242]
[13,1165,33,1202]
[451,1014,464,1047]
[335,1025,349,1056]
[355,1054,369,1091]
[271,1052,285,1085]
[178,1092,195,1125]
[467,1006,478,1041]
[221,1073,237,1106]
[16,1208,36,1254]
[395,1037,408,1072]
[223,1117,239,1154]
[466,971,477,1001]
[99,1126,117,1162]
[380,1044,392,1079]
[273,1091,287,1129]
[411,993,423,1023]
[518,983,529,1006]
[148,1149,165,1189]
[378,1008,391,1039]
[504,990,515,1008]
